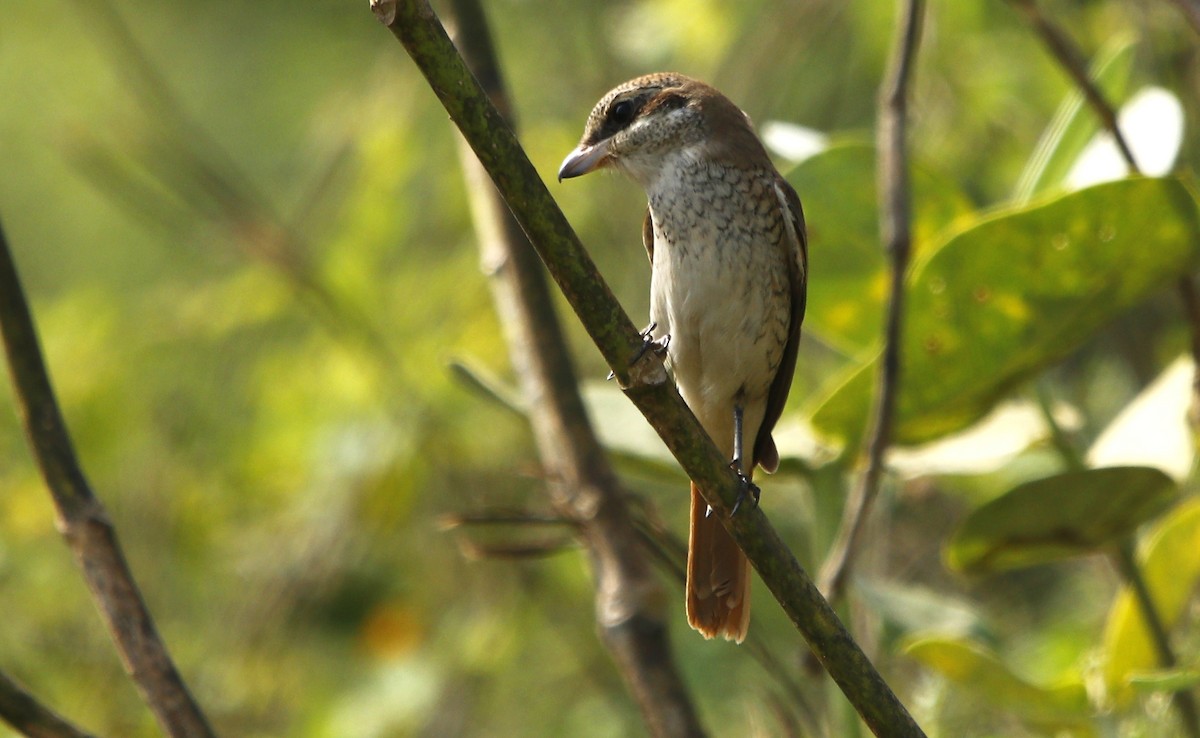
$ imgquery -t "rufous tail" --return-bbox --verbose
[686,481,751,643]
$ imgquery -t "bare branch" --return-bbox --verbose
[445,1,705,734]
[370,0,925,734]
[818,0,925,607]
[438,510,574,529]
[0,671,99,738]
[0,219,217,738]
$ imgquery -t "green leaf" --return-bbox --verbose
[1103,498,1200,703]
[810,177,1200,446]
[1015,37,1136,203]
[783,143,973,354]
[904,636,1091,726]
[946,466,1178,574]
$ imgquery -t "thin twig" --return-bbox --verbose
[438,510,574,530]
[817,0,925,607]
[1033,383,1086,472]
[371,1,925,735]
[0,670,99,738]
[0,219,217,738]
[1004,0,1137,169]
[455,539,578,559]
[1112,544,1200,738]
[445,1,706,735]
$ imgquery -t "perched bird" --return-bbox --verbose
[559,73,807,642]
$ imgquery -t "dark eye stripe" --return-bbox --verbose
[583,85,688,145]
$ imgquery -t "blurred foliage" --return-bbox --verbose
[946,466,1179,574]
[2,0,1200,737]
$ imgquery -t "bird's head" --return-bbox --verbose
[558,73,761,187]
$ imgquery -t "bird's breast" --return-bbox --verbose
[645,154,792,426]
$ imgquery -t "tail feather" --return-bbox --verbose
[686,481,751,643]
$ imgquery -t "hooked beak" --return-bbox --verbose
[557,140,611,181]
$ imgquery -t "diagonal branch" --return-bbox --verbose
[0,218,217,738]
[817,0,925,608]
[370,1,925,735]
[445,1,704,734]
[0,670,99,738]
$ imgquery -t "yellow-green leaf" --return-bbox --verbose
[784,143,973,354]
[1102,498,1200,704]
[904,636,1091,726]
[810,178,1200,446]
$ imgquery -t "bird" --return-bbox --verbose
[558,73,807,642]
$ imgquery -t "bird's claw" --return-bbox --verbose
[701,452,760,520]
[633,322,670,362]
[729,461,760,517]
[607,322,670,380]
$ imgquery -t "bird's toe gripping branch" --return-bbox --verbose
[607,322,670,380]
[728,467,761,517]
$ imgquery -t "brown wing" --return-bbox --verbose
[752,174,808,474]
[642,207,654,262]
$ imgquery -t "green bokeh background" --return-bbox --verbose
[2,1,1199,736]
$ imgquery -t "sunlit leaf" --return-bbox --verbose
[783,143,973,355]
[1103,499,1200,704]
[904,636,1091,726]
[946,466,1178,574]
[810,177,1200,446]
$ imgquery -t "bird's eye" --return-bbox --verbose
[610,100,636,127]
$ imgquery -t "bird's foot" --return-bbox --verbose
[728,460,760,517]
[607,322,670,380]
